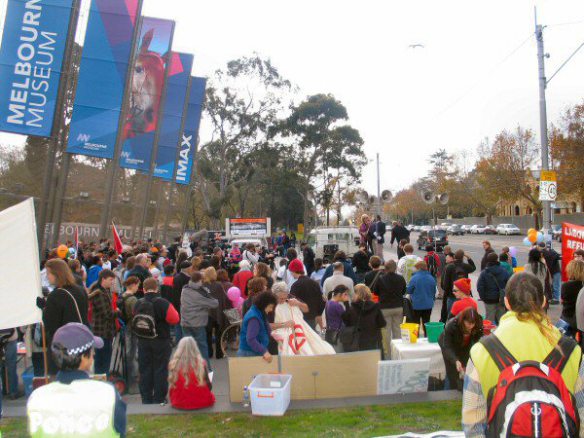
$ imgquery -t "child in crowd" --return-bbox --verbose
[498,253,514,276]
[310,258,327,285]
[227,287,245,315]
[168,337,215,410]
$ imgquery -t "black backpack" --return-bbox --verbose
[454,263,469,280]
[131,298,158,339]
[426,253,440,278]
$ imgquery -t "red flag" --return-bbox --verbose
[74,226,79,259]
[112,221,123,254]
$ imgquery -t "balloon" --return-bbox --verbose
[528,228,536,235]
[528,233,537,244]
[56,244,69,259]
[523,237,532,246]
[509,246,517,258]
[536,232,545,244]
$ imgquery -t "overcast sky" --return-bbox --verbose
[3,0,584,198]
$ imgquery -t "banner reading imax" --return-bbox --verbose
[153,52,193,180]
[175,76,206,185]
[67,0,142,158]
[0,0,74,137]
[120,17,174,172]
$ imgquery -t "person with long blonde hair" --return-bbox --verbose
[168,337,215,410]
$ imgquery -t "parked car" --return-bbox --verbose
[413,225,421,232]
[484,225,498,235]
[420,225,432,232]
[470,225,486,234]
[460,224,472,234]
[449,224,465,236]
[496,224,521,235]
[417,229,448,251]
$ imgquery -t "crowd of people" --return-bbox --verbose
[2,218,584,437]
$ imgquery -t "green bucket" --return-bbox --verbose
[425,322,445,343]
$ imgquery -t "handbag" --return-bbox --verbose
[340,303,365,352]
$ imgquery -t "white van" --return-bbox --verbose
[306,227,360,263]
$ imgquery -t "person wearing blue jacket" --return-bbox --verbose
[320,251,357,286]
[406,261,436,328]
[477,252,511,324]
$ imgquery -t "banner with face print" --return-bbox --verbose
[119,17,174,171]
[153,52,193,180]
[67,0,142,158]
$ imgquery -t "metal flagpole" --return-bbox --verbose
[36,0,83,253]
[137,26,176,240]
[162,76,193,243]
[98,8,145,240]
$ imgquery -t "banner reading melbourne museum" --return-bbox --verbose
[153,52,193,180]
[120,17,174,171]
[0,0,74,137]
[66,0,142,158]
[175,76,206,185]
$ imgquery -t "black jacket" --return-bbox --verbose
[172,271,190,315]
[561,280,584,328]
[341,300,386,351]
[206,281,232,329]
[376,273,407,309]
[303,247,316,272]
[542,248,562,275]
[43,284,89,345]
[443,259,476,299]
[477,263,510,304]
[480,248,495,271]
[126,265,151,290]
[290,276,325,320]
[390,225,410,245]
[438,315,483,366]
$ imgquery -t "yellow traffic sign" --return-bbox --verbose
[540,170,557,182]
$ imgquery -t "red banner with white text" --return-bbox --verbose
[562,222,584,281]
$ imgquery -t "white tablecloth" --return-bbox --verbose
[390,338,446,378]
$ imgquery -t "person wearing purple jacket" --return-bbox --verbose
[325,285,350,352]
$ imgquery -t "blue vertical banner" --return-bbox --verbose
[175,76,206,186]
[153,52,193,180]
[119,17,174,171]
[0,0,75,137]
[67,0,142,158]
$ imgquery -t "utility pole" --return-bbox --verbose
[535,10,552,234]
[376,153,381,217]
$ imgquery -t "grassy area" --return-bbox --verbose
[0,400,462,437]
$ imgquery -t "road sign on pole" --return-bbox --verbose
[539,170,557,201]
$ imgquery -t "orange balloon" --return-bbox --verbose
[528,233,537,244]
[527,228,536,235]
[56,244,69,259]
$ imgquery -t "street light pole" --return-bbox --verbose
[535,12,552,235]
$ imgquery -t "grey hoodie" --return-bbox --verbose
[180,281,218,328]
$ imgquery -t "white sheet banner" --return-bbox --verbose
[0,199,42,329]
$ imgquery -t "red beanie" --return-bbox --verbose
[288,259,305,274]
[453,278,471,295]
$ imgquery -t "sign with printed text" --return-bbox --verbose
[0,0,74,137]
[377,359,430,395]
[227,218,270,237]
[562,222,584,281]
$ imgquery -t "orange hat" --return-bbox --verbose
[453,278,471,295]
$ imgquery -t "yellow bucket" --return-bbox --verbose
[400,323,420,344]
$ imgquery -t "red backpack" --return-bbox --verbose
[480,334,580,438]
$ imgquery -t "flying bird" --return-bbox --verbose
[408,44,425,49]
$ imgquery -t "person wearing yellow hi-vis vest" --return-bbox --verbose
[462,273,584,437]
[27,323,126,437]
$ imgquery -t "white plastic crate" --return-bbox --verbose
[248,374,292,416]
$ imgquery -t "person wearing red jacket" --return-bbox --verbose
[135,278,180,405]
[169,337,215,410]
[233,260,254,298]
